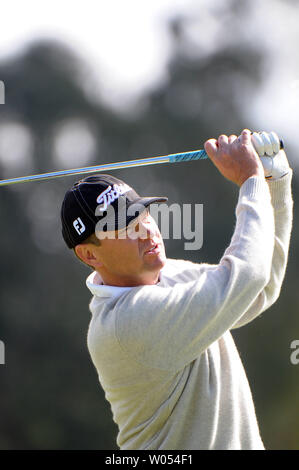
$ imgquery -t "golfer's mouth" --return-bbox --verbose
[144,243,160,255]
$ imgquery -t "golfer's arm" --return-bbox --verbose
[115,176,275,370]
[232,171,293,329]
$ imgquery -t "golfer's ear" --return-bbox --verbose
[75,243,102,268]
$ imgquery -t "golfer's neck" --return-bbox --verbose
[98,269,160,287]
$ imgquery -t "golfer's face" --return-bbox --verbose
[95,209,166,286]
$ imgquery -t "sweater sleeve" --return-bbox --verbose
[115,176,275,371]
[231,170,293,329]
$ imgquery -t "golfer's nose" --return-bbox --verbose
[138,219,156,240]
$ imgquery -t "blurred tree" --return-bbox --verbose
[0,7,298,450]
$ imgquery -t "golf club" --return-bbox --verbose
[0,149,208,187]
[0,136,284,187]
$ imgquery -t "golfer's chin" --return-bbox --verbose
[144,245,166,268]
[146,256,167,285]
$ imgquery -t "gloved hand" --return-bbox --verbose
[251,131,290,180]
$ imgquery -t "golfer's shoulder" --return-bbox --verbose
[163,257,196,274]
[160,258,208,283]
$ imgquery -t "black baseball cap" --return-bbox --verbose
[61,174,168,248]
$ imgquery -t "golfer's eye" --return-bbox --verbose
[126,223,139,237]
[143,208,150,219]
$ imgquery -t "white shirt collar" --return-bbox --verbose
[86,271,133,298]
[86,262,171,299]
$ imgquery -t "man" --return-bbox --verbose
[60,129,293,450]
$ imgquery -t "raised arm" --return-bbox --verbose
[115,130,275,371]
[231,135,293,328]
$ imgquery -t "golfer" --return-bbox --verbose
[60,129,293,450]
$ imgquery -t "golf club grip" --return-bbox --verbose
[169,149,209,163]
[170,137,284,163]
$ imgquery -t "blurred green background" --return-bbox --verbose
[0,0,298,450]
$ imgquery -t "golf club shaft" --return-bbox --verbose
[0,149,208,186]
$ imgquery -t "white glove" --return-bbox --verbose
[251,131,290,180]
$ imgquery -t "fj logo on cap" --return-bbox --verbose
[73,217,86,235]
[96,183,131,212]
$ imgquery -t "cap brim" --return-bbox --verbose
[95,196,168,233]
[123,196,168,228]
[136,196,168,207]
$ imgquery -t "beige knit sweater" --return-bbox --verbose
[86,172,293,450]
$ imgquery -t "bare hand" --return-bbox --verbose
[204,129,265,187]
